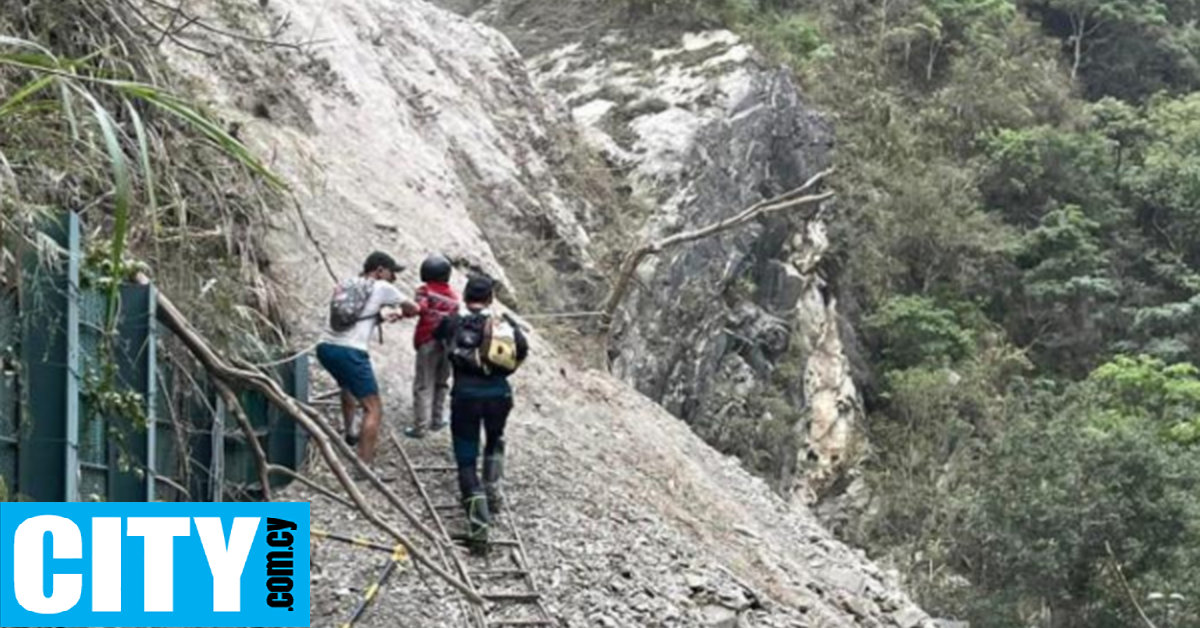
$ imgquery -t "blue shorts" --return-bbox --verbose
[316,343,379,400]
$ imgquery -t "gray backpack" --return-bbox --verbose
[329,278,376,332]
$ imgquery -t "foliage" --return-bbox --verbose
[747,13,833,66]
[1,0,298,508]
[952,392,1200,628]
[1011,206,1119,374]
[1,2,293,367]
[979,125,1120,228]
[1127,93,1200,267]
[884,0,1019,84]
[866,295,976,370]
[1019,0,1195,100]
[1088,354,1200,444]
[0,36,282,332]
[696,0,1200,621]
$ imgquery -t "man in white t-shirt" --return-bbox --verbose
[316,252,418,468]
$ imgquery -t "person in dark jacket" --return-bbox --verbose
[434,274,529,550]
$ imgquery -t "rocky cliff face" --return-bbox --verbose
[161,0,921,625]
[468,4,866,500]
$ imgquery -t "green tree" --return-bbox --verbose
[1022,0,1167,77]
[955,388,1200,628]
[1127,93,1200,267]
[865,295,976,370]
[1129,292,1200,364]
[1088,354,1200,444]
[1019,0,1200,99]
[980,126,1119,228]
[883,0,1018,83]
[1014,206,1120,374]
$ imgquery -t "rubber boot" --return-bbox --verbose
[457,466,489,555]
[483,454,505,515]
[463,493,490,555]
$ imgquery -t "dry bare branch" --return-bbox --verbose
[1106,542,1158,628]
[216,380,273,501]
[146,275,484,605]
[599,168,836,339]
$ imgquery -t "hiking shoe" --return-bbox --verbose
[429,419,447,433]
[344,432,360,447]
[352,464,396,483]
[403,426,426,439]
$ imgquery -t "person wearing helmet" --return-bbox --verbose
[406,254,460,438]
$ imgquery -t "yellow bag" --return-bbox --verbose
[483,316,521,374]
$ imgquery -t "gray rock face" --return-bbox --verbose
[474,18,865,498]
[608,65,830,413]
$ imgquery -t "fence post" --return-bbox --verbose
[294,355,309,470]
[64,212,81,503]
[212,396,225,502]
[145,284,158,502]
[18,212,74,501]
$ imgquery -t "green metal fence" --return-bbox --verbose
[0,211,309,502]
[0,288,18,497]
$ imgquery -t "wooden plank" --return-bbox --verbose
[471,569,529,578]
[482,592,542,603]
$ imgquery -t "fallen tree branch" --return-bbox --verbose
[118,0,219,56]
[598,168,836,339]
[267,465,354,509]
[152,473,192,500]
[224,356,445,541]
[216,380,274,501]
[136,0,309,51]
[145,276,483,605]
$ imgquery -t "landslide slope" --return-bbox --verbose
[163,0,931,626]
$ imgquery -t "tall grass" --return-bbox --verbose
[0,35,284,332]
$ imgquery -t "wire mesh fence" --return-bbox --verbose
[0,211,309,503]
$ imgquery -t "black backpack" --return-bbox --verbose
[448,311,521,376]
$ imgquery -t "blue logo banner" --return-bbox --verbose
[0,502,310,627]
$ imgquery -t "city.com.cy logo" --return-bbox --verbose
[0,502,310,627]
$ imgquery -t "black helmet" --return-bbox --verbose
[420,254,453,283]
[463,274,495,303]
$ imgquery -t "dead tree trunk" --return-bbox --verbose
[598,168,836,349]
[1070,13,1086,80]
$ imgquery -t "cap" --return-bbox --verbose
[363,251,403,274]
[463,274,495,303]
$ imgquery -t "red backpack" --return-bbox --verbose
[415,285,459,347]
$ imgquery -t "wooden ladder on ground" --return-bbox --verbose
[396,435,556,628]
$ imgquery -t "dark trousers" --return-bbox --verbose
[451,397,513,499]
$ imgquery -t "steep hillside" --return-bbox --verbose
[471,0,865,502]
[156,0,932,625]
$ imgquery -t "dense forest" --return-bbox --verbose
[654,0,1200,625]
